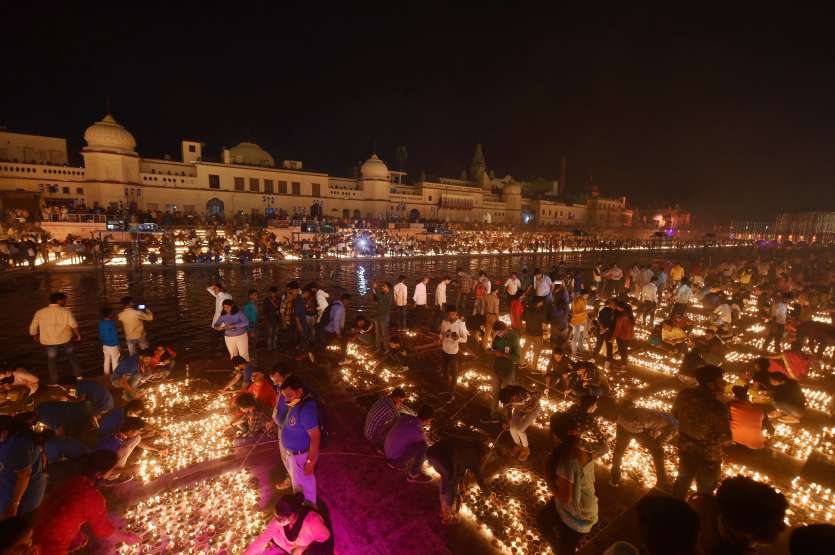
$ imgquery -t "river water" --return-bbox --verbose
[4,247,755,375]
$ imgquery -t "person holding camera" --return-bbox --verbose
[118,296,153,356]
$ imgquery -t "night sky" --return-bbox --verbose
[3,4,834,225]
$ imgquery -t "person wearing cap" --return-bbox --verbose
[364,388,407,449]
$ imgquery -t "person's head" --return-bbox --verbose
[715,476,788,547]
[124,399,146,417]
[269,365,292,386]
[753,357,770,374]
[606,298,617,309]
[398,274,407,283]
[636,495,699,555]
[417,404,434,425]
[222,299,238,314]
[273,492,306,527]
[120,416,145,438]
[732,385,750,402]
[251,370,266,384]
[235,392,257,413]
[695,365,724,392]
[101,306,114,319]
[499,386,525,405]
[269,285,278,296]
[153,344,168,357]
[80,449,119,480]
[445,306,458,322]
[382,281,392,293]
[493,320,508,337]
[551,345,565,361]
[768,371,788,386]
[390,387,407,408]
[280,375,306,403]
[287,280,300,292]
[231,356,248,371]
[340,293,352,306]
[209,283,224,294]
[248,288,258,301]
[534,267,542,277]
[49,292,67,306]
[121,295,134,308]
[421,275,430,284]
[57,374,79,394]
[789,524,835,555]
[0,516,35,554]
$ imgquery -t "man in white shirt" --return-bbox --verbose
[413,276,429,328]
[533,269,553,299]
[638,277,659,327]
[670,279,692,317]
[118,296,154,355]
[29,292,81,382]
[393,274,409,330]
[439,306,468,394]
[314,284,330,322]
[505,272,522,298]
[765,293,788,353]
[435,276,450,311]
[207,283,233,328]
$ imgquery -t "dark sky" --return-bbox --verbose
[3,4,835,224]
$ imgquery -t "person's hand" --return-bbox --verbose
[31,334,39,343]
[304,459,315,475]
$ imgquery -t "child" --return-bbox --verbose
[98,306,120,375]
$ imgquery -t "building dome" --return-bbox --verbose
[228,142,275,167]
[360,154,389,180]
[83,114,137,155]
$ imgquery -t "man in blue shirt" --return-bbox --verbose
[35,400,90,439]
[0,416,47,517]
[110,350,152,401]
[384,405,434,483]
[222,355,253,391]
[97,417,166,483]
[58,374,114,420]
[98,306,121,375]
[276,375,320,504]
[98,399,146,441]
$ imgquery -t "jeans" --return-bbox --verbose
[126,336,149,356]
[537,500,586,554]
[395,305,408,329]
[266,321,281,350]
[571,324,587,353]
[427,452,455,510]
[441,352,459,392]
[610,425,667,486]
[672,449,722,499]
[491,370,516,417]
[45,342,80,383]
[102,345,121,375]
[374,315,390,351]
[391,440,428,476]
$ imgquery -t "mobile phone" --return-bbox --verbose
[137,304,146,310]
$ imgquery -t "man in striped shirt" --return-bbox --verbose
[364,388,407,449]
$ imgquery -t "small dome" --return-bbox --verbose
[360,154,389,179]
[228,142,275,167]
[83,114,137,154]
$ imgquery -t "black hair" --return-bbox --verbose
[695,365,723,388]
[340,293,352,301]
[390,387,407,399]
[754,357,770,373]
[101,306,114,318]
[789,524,835,555]
[445,305,457,313]
[124,399,146,414]
[546,412,580,486]
[137,348,153,358]
[57,374,78,387]
[493,321,507,331]
[715,476,788,544]
[231,355,248,366]
[80,449,119,477]
[768,371,788,384]
[732,385,749,401]
[221,299,239,314]
[287,280,300,290]
[49,292,67,303]
[280,375,305,391]
[269,286,278,293]
[121,296,133,306]
[417,404,434,421]
[235,393,257,408]
[499,385,526,405]
[274,492,306,518]
[121,416,145,433]
[399,274,407,281]
[248,288,257,295]
[636,495,699,555]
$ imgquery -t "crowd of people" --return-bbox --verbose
[1,244,834,554]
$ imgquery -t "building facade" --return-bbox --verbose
[0,114,632,226]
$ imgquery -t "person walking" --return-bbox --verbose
[413,276,429,328]
[439,306,468,395]
[484,322,520,423]
[98,307,120,375]
[393,275,409,330]
[370,281,393,353]
[29,292,80,383]
[481,288,500,350]
[118,296,153,356]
